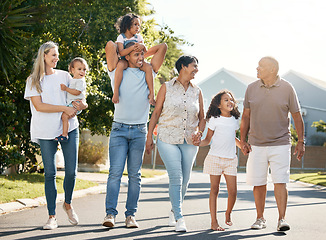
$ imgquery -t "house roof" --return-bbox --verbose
[197,67,256,86]
[283,70,326,91]
[226,69,257,85]
[198,68,326,91]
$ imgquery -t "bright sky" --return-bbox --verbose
[147,0,326,84]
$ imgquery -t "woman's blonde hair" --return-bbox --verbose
[28,41,58,93]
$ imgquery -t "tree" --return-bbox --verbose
[0,0,40,173]
[312,120,326,133]
[290,124,298,146]
[0,1,37,78]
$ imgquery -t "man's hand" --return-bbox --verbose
[240,141,251,155]
[145,136,154,154]
[294,142,305,161]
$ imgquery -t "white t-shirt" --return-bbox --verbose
[67,77,86,104]
[24,70,79,144]
[116,33,143,44]
[207,116,239,158]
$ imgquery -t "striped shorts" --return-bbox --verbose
[203,154,238,176]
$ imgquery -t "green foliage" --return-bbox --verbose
[0,0,188,174]
[149,24,192,93]
[290,124,298,146]
[312,120,326,133]
[157,24,192,81]
[0,0,37,78]
[0,0,40,174]
[78,139,105,165]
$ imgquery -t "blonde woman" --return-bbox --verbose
[24,41,87,230]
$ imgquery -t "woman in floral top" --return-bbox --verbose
[146,55,205,232]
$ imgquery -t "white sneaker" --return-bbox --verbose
[125,215,139,228]
[169,210,176,226]
[102,214,115,228]
[43,217,58,230]
[251,218,267,229]
[62,203,79,225]
[175,217,187,232]
[277,219,290,231]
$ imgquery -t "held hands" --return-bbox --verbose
[192,131,202,146]
[240,141,251,155]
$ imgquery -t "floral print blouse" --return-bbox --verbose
[157,78,201,145]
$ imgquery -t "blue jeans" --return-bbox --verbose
[105,122,146,217]
[157,138,198,221]
[39,128,79,216]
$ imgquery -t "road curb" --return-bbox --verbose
[290,179,326,190]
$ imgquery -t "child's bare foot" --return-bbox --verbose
[211,222,225,231]
[112,93,119,104]
[225,212,233,226]
[148,93,155,106]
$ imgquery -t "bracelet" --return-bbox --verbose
[198,130,203,135]
[298,139,305,144]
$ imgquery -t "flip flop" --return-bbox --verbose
[55,135,69,142]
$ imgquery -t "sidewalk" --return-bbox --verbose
[0,170,167,215]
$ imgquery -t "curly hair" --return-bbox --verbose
[115,13,140,34]
[206,90,240,120]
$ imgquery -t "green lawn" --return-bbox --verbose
[290,172,326,187]
[0,168,166,204]
[0,173,97,204]
[140,168,167,178]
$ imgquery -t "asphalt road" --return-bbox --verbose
[1,172,326,240]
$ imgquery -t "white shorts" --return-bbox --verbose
[246,145,291,186]
[203,155,238,176]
